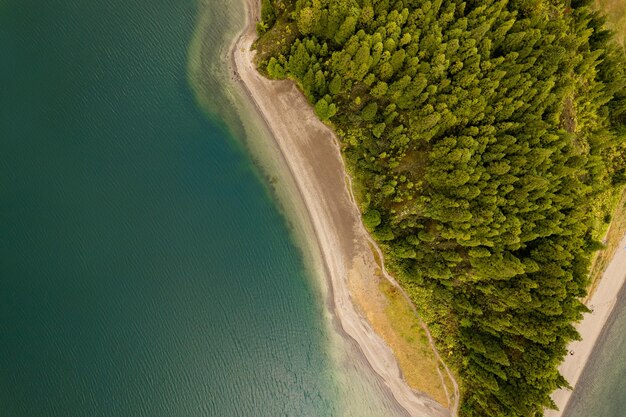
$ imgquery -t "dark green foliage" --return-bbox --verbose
[266,57,286,79]
[261,0,275,27]
[314,97,337,120]
[257,0,626,415]
[361,102,378,121]
[363,208,382,230]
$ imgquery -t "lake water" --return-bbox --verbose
[0,0,406,416]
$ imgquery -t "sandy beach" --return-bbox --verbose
[545,233,626,417]
[229,1,455,416]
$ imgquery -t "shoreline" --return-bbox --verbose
[561,282,626,416]
[229,1,453,416]
[545,233,626,417]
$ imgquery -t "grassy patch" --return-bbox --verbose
[349,243,450,406]
[596,0,626,48]
[587,187,626,300]
[377,276,449,406]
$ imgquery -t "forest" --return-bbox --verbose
[254,0,626,415]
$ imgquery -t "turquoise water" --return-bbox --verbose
[565,285,626,417]
[0,1,406,416]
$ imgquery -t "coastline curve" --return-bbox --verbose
[229,1,454,416]
[545,233,626,417]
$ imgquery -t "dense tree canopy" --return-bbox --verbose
[256,0,626,415]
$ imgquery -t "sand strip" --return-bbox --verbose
[545,233,626,417]
[229,1,453,416]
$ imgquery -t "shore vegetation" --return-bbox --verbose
[255,0,626,415]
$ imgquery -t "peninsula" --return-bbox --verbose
[232,0,626,416]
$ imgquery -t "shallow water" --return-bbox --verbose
[0,1,406,416]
